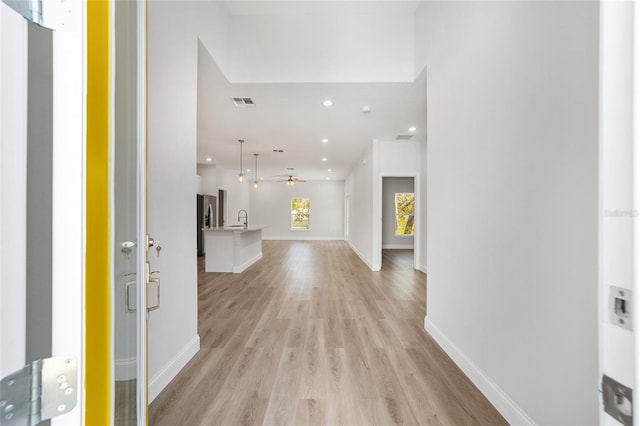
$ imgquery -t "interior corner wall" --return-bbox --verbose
[418,141,427,273]
[250,180,344,240]
[147,1,231,401]
[345,142,376,269]
[382,177,414,249]
[416,2,599,425]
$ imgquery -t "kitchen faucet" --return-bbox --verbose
[237,209,248,228]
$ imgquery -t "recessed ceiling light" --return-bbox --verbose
[362,105,371,113]
[205,157,212,162]
[326,177,330,180]
[321,157,327,162]
[260,177,264,180]
[322,99,333,107]
[321,138,329,143]
[247,169,251,172]
[328,169,332,172]
[408,126,417,132]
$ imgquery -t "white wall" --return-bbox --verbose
[345,142,376,269]
[379,140,421,173]
[251,180,344,240]
[374,140,422,268]
[217,166,250,226]
[226,9,415,83]
[147,0,231,401]
[416,2,599,425]
[382,177,414,249]
[347,139,422,270]
[196,163,217,195]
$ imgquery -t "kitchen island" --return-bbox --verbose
[202,226,268,273]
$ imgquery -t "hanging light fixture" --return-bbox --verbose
[238,139,245,182]
[253,154,259,188]
[287,176,295,186]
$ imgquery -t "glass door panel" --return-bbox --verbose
[113,1,146,424]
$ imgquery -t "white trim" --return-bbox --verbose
[51,4,85,424]
[135,1,148,423]
[417,264,427,274]
[633,5,640,426]
[232,253,262,273]
[424,317,535,426]
[348,241,381,271]
[382,244,414,250]
[148,335,200,402]
[108,1,117,420]
[0,2,28,376]
[262,236,345,241]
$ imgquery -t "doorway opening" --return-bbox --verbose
[380,176,416,270]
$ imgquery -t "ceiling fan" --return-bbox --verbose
[275,175,306,185]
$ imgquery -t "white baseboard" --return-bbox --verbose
[262,236,345,241]
[423,318,535,425]
[417,263,427,274]
[233,253,262,273]
[382,244,414,249]
[114,357,136,381]
[149,334,200,402]
[347,241,380,272]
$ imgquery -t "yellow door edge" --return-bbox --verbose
[85,1,112,424]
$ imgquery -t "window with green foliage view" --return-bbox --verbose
[291,198,310,230]
[395,193,415,235]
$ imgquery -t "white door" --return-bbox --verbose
[0,1,84,424]
[0,2,151,425]
[599,1,638,425]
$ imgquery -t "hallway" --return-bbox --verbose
[149,241,506,425]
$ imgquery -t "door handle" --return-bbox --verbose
[147,270,160,312]
[124,273,137,313]
[123,269,159,313]
[125,269,160,313]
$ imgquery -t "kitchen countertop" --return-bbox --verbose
[202,225,269,233]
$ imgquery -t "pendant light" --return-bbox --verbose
[253,154,259,188]
[238,139,245,182]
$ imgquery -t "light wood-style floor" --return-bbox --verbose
[149,241,506,425]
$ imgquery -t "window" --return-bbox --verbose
[395,193,415,235]
[291,197,310,230]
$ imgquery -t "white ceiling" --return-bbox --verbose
[196,1,427,182]
[223,1,421,16]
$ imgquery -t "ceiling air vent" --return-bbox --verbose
[395,134,414,140]
[232,97,255,107]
